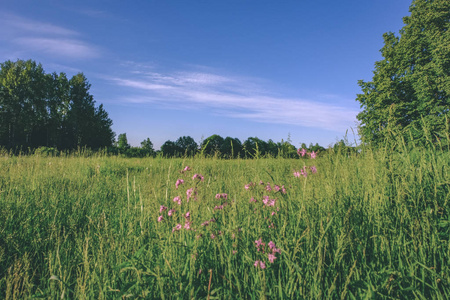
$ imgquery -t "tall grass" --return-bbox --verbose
[0,143,449,298]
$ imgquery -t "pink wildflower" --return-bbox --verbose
[214,205,224,210]
[281,185,287,194]
[297,148,307,157]
[263,196,276,207]
[215,193,228,199]
[300,168,308,178]
[211,233,216,239]
[244,182,254,190]
[268,241,275,249]
[172,224,182,232]
[183,166,191,172]
[259,261,266,269]
[184,211,190,220]
[175,179,184,189]
[310,151,317,159]
[265,183,272,192]
[254,260,260,268]
[268,253,277,263]
[271,211,276,216]
[250,197,257,203]
[184,221,191,230]
[274,185,280,192]
[160,205,167,213]
[255,238,263,247]
[293,171,300,178]
[168,209,176,216]
[310,166,317,173]
[259,180,264,185]
[186,188,197,201]
[173,196,182,205]
[192,173,204,181]
[201,220,209,226]
[157,215,164,222]
[232,250,237,255]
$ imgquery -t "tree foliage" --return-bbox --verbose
[0,59,115,150]
[356,0,450,146]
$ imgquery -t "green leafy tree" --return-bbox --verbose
[0,60,47,148]
[141,138,154,152]
[160,140,181,157]
[0,59,114,150]
[201,134,224,156]
[357,0,450,146]
[117,133,130,150]
[220,137,242,158]
[175,136,198,156]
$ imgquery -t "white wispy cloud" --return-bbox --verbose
[108,64,358,132]
[0,12,99,59]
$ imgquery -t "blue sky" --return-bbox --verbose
[0,0,412,149]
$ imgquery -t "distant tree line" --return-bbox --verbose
[0,59,115,150]
[112,132,330,158]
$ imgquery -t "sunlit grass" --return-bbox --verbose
[0,146,449,299]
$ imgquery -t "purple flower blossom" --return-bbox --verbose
[268,253,277,263]
[274,185,280,192]
[168,209,176,216]
[245,182,255,190]
[250,197,257,203]
[211,233,216,239]
[281,185,287,194]
[175,179,184,189]
[263,196,276,207]
[310,166,317,173]
[298,148,307,157]
[254,260,266,269]
[215,193,228,199]
[186,188,197,201]
[192,173,204,181]
[173,196,182,205]
[300,168,308,178]
[172,224,182,232]
[214,205,224,210]
[265,183,272,191]
[183,166,191,172]
[160,205,167,213]
[184,211,190,220]
[184,221,191,230]
[310,151,317,159]
[294,171,300,178]
[157,215,164,222]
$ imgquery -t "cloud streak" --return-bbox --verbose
[0,12,99,60]
[109,65,358,132]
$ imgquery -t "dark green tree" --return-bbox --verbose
[141,138,154,153]
[175,136,198,156]
[0,60,47,148]
[356,0,450,146]
[201,134,224,156]
[0,59,114,150]
[160,140,181,157]
[220,137,242,158]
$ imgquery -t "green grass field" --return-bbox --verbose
[0,146,449,299]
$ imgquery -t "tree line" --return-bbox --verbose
[0,59,114,150]
[114,132,328,158]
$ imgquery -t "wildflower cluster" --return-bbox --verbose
[254,238,281,268]
[297,148,317,159]
[294,165,318,178]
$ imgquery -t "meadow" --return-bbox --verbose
[0,144,449,299]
